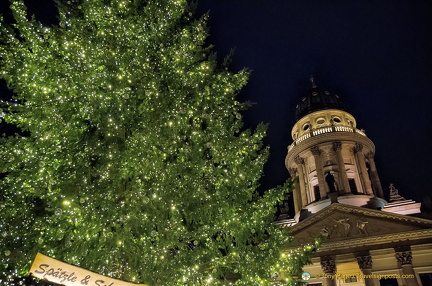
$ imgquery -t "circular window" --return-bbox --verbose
[316,118,325,125]
[303,124,310,131]
[333,117,341,123]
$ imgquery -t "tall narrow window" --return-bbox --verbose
[420,273,432,286]
[314,185,321,201]
[348,178,358,194]
[379,278,398,286]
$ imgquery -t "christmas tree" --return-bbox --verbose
[0,0,315,285]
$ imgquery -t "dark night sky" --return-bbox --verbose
[1,0,432,211]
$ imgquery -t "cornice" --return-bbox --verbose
[318,229,432,252]
[289,203,432,233]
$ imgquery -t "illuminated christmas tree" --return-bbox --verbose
[0,0,314,285]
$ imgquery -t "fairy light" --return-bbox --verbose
[0,0,314,285]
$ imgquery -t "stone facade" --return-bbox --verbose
[279,82,432,286]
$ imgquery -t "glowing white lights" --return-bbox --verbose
[0,0,314,285]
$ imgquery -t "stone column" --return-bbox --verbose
[295,156,308,207]
[289,167,302,215]
[333,141,351,194]
[356,254,379,286]
[311,146,328,199]
[353,143,373,195]
[320,257,336,286]
[395,249,419,286]
[365,152,384,199]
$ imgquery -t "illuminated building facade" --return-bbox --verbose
[279,79,432,286]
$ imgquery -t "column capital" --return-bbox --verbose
[395,251,413,266]
[332,141,342,152]
[320,258,336,274]
[365,152,375,160]
[294,155,305,165]
[288,167,297,176]
[352,143,363,153]
[311,146,322,156]
[356,255,373,270]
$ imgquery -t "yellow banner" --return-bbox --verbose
[30,253,147,286]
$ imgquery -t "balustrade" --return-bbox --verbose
[288,125,366,151]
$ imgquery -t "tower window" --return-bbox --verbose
[314,185,321,201]
[316,118,325,124]
[303,124,310,131]
[348,178,358,194]
[332,116,341,123]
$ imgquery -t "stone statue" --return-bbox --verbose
[334,218,351,237]
[389,184,398,196]
[389,184,406,202]
[356,220,368,235]
[325,171,337,193]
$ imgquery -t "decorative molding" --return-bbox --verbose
[365,152,375,160]
[332,141,342,152]
[395,251,413,266]
[353,142,363,153]
[321,259,336,274]
[290,203,432,233]
[356,255,373,270]
[311,146,322,156]
[318,229,432,252]
[294,155,305,165]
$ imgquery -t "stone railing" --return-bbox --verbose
[288,125,367,151]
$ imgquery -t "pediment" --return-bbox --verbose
[290,203,432,247]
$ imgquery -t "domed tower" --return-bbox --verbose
[286,78,385,221]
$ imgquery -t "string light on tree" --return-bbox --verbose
[0,0,316,285]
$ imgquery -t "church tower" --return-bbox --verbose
[286,78,386,221]
[283,79,431,286]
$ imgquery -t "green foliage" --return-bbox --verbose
[0,0,314,285]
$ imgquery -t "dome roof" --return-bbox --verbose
[295,78,344,120]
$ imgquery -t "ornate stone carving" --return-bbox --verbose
[356,255,373,270]
[353,143,363,153]
[320,226,331,238]
[356,220,369,235]
[395,251,413,266]
[332,141,342,152]
[334,218,351,237]
[365,152,375,159]
[311,146,322,156]
[389,184,406,202]
[278,199,290,220]
[294,155,305,165]
[321,258,336,274]
[316,217,371,240]
[290,203,432,234]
